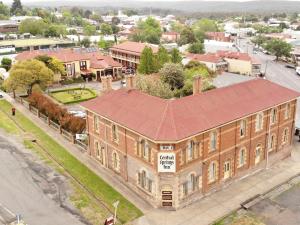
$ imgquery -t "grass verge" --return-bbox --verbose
[49,88,97,104]
[0,99,143,223]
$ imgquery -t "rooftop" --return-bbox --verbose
[81,79,299,142]
[0,38,73,48]
[110,41,158,56]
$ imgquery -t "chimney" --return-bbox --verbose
[193,76,202,95]
[125,75,136,89]
[102,75,112,92]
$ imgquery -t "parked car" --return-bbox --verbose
[285,64,296,69]
[0,94,3,98]
[296,67,300,76]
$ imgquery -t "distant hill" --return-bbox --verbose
[25,0,300,13]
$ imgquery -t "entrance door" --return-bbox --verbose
[224,161,231,179]
[161,185,173,207]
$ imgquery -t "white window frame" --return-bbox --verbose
[112,124,119,142]
[284,103,291,120]
[187,140,195,161]
[224,161,231,179]
[210,131,217,151]
[255,112,264,132]
[209,161,218,183]
[283,128,289,144]
[268,134,276,152]
[240,119,247,138]
[270,108,277,125]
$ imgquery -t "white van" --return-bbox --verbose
[296,67,300,76]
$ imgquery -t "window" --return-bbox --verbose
[112,124,119,142]
[270,108,277,124]
[94,115,99,133]
[80,60,87,70]
[190,174,199,192]
[209,161,218,182]
[224,161,231,179]
[141,139,150,161]
[112,151,119,171]
[182,182,188,196]
[138,170,152,193]
[285,103,291,119]
[187,140,195,161]
[268,134,276,152]
[240,119,247,137]
[255,144,262,165]
[283,128,289,144]
[210,131,217,151]
[255,112,264,132]
[238,148,246,167]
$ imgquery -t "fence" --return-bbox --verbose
[13,95,88,152]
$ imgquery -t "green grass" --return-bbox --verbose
[50,88,97,104]
[0,107,20,134]
[0,100,143,223]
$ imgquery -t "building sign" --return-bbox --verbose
[160,145,174,151]
[158,152,176,173]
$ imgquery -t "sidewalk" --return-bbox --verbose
[5,93,300,225]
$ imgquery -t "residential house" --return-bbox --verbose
[161,32,180,43]
[185,53,228,72]
[0,20,18,33]
[16,48,122,81]
[205,32,233,42]
[81,76,299,209]
[110,41,158,70]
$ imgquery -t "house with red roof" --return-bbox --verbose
[81,76,299,209]
[205,32,233,42]
[16,48,122,82]
[186,50,261,76]
[110,41,158,71]
[161,31,180,43]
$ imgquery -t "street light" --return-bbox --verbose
[113,200,119,225]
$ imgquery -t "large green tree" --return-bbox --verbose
[178,26,196,46]
[1,57,12,71]
[192,19,218,41]
[100,23,113,35]
[188,42,204,54]
[80,37,91,47]
[45,24,67,37]
[138,47,156,74]
[84,24,97,36]
[19,19,48,35]
[0,1,9,19]
[160,63,184,90]
[10,0,23,15]
[170,48,182,64]
[265,38,292,60]
[4,59,54,95]
[35,55,65,75]
[156,46,170,70]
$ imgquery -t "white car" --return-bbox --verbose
[296,67,300,76]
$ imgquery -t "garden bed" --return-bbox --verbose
[50,88,97,104]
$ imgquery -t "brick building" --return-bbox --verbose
[110,41,158,71]
[81,77,299,209]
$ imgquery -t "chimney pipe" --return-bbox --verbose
[102,75,113,92]
[125,74,136,89]
[193,75,202,95]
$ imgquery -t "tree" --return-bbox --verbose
[130,17,162,44]
[192,19,218,42]
[45,24,67,37]
[4,59,54,95]
[170,48,182,64]
[156,46,170,70]
[178,26,196,46]
[111,24,120,34]
[136,74,173,99]
[138,47,156,74]
[83,24,97,36]
[80,38,91,47]
[0,1,9,18]
[251,35,268,47]
[19,19,48,35]
[160,63,184,90]
[1,57,12,71]
[90,13,103,23]
[112,16,120,25]
[10,0,23,15]
[265,38,292,60]
[100,23,113,35]
[170,21,185,33]
[35,55,65,75]
[84,10,92,19]
[98,39,114,50]
[188,42,204,54]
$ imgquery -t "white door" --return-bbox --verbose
[224,161,231,179]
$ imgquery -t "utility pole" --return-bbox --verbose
[113,200,119,225]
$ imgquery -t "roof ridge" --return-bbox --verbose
[154,100,177,140]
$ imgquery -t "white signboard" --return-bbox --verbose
[160,145,174,151]
[158,152,176,173]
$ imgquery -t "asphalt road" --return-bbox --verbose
[238,38,300,126]
[0,131,87,225]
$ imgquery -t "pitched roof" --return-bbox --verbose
[187,53,224,63]
[81,79,299,142]
[16,48,121,69]
[110,41,158,56]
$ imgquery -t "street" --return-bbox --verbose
[0,131,87,225]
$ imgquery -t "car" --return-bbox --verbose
[296,67,300,76]
[285,64,296,69]
[0,94,3,98]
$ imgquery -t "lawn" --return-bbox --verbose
[213,212,265,225]
[0,99,143,223]
[50,88,97,104]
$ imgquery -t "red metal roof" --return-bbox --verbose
[110,41,158,56]
[16,48,121,69]
[81,79,300,142]
[187,53,224,63]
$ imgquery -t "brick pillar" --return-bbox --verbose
[193,76,202,95]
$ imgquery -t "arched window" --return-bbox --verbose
[268,134,276,151]
[141,139,150,161]
[112,124,118,142]
[209,161,218,182]
[210,131,217,151]
[112,151,119,171]
[284,103,291,119]
[190,173,199,191]
[95,141,104,164]
[138,169,153,193]
[283,128,289,144]
[270,108,277,124]
[255,112,264,132]
[187,140,195,161]
[238,148,246,167]
[255,144,262,165]
[240,119,247,137]
[94,115,99,133]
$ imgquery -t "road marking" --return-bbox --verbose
[0,203,16,224]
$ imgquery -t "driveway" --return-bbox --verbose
[0,131,87,225]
